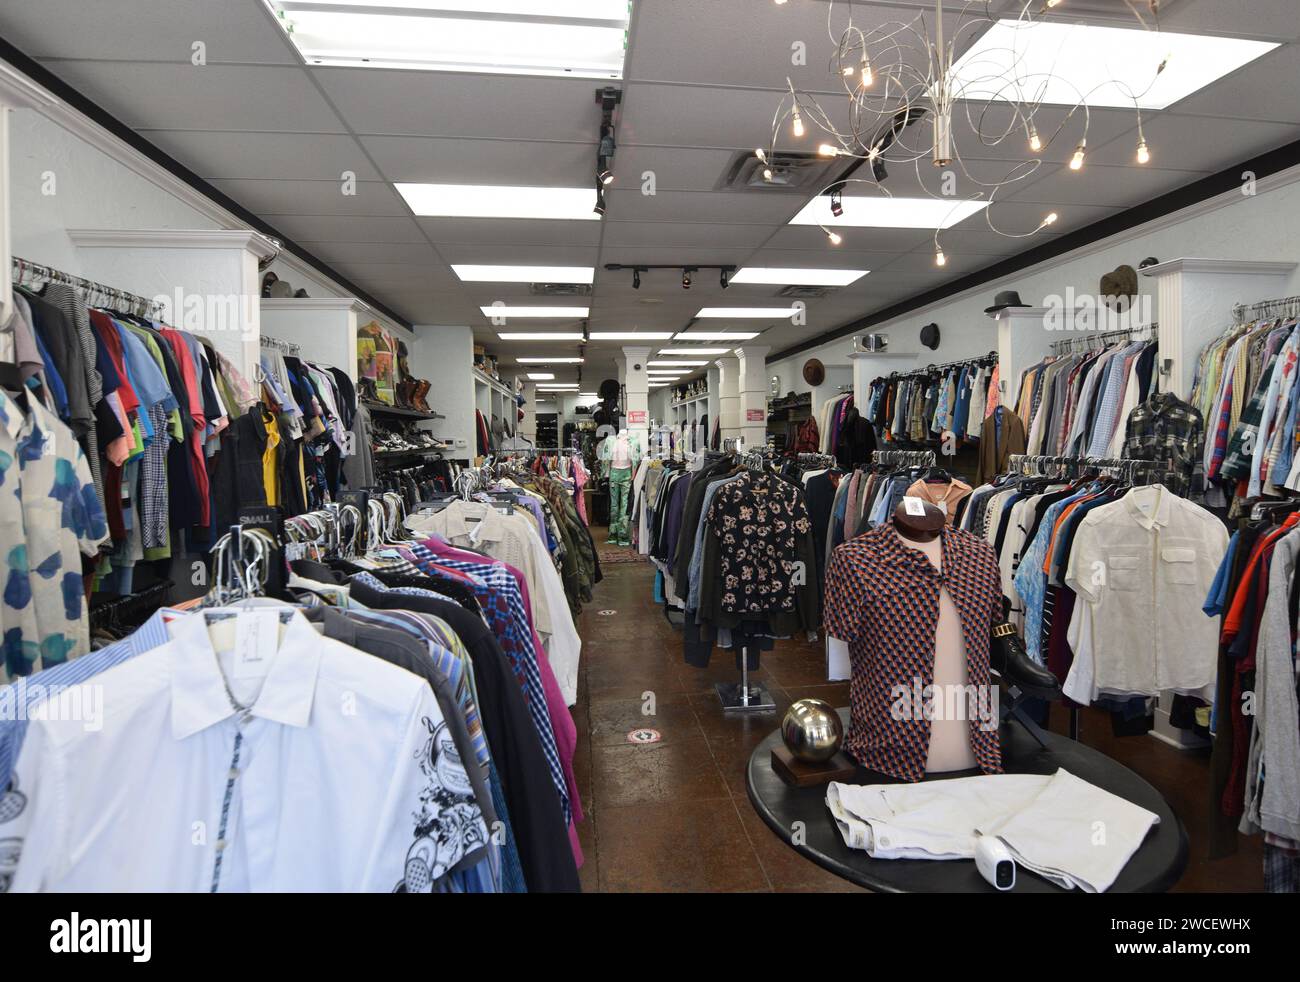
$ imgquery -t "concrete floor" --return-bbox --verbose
[569,539,1264,893]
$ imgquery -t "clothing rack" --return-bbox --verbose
[882,351,997,383]
[1232,295,1300,323]
[11,255,163,316]
[1007,454,1173,483]
[88,579,174,632]
[260,334,301,355]
[795,452,836,469]
[1049,323,1156,355]
[873,449,937,469]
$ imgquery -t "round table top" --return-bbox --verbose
[747,710,1189,893]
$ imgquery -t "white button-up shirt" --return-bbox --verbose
[1064,485,1228,703]
[5,609,488,892]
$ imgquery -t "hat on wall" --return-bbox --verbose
[1138,256,1160,271]
[984,290,1030,315]
[919,323,941,350]
[267,279,294,299]
[802,358,826,386]
[1100,264,1139,310]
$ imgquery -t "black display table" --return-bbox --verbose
[747,709,1189,893]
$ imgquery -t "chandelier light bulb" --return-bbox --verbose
[818,143,842,158]
[792,110,805,138]
[1137,140,1150,164]
[774,0,787,5]
[1029,127,1042,152]
[842,64,855,77]
[1070,143,1086,170]
[1045,212,1058,225]
[827,230,843,246]
[763,166,774,182]
[935,250,947,267]
[755,147,767,163]
[860,54,873,87]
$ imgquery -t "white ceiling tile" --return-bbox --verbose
[1086,114,1300,171]
[37,61,345,132]
[4,0,297,63]
[1169,45,1300,122]
[604,188,798,224]
[292,240,440,265]
[611,145,744,192]
[438,244,597,266]
[599,247,753,266]
[1007,164,1210,209]
[208,178,410,217]
[359,135,594,185]
[314,68,600,140]
[267,214,427,243]
[763,224,931,252]
[137,130,381,181]
[416,218,602,248]
[600,220,774,250]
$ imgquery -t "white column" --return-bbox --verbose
[67,228,278,381]
[735,344,771,450]
[620,345,652,447]
[1140,258,1297,399]
[518,379,537,443]
[715,354,740,443]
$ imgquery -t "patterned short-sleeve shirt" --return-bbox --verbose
[823,524,1004,782]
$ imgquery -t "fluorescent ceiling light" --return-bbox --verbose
[588,332,676,340]
[266,1,630,80]
[950,20,1278,111]
[789,196,987,229]
[647,371,686,376]
[673,332,760,341]
[487,305,588,318]
[659,347,731,355]
[526,373,555,380]
[453,265,595,284]
[497,333,584,341]
[516,356,584,363]
[577,392,598,400]
[695,307,800,319]
[648,361,708,367]
[537,384,579,390]
[399,184,599,220]
[731,267,869,286]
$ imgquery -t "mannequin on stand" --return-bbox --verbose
[600,428,642,546]
[891,497,979,773]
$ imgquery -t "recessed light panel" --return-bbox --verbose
[526,373,555,380]
[266,1,631,79]
[485,307,589,319]
[731,268,869,286]
[659,348,731,355]
[516,357,584,363]
[399,184,600,220]
[497,333,585,341]
[673,332,760,341]
[453,265,595,283]
[950,20,1279,111]
[695,308,800,319]
[789,196,987,229]
[648,361,708,367]
[588,332,676,340]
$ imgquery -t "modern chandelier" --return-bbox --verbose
[764,0,1169,265]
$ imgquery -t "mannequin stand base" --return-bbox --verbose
[715,681,776,713]
[1001,685,1052,749]
[770,745,857,787]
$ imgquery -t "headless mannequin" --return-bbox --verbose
[893,498,979,773]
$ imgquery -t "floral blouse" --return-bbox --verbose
[705,471,813,616]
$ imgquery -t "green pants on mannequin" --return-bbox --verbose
[608,466,632,546]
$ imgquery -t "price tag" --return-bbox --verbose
[233,611,278,680]
[902,496,927,517]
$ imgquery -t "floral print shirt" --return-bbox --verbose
[706,470,813,616]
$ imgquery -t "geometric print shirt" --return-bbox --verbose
[824,523,1005,782]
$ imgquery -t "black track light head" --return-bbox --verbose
[632,269,641,289]
[682,268,693,289]
[594,182,607,216]
[720,268,729,289]
[830,187,844,218]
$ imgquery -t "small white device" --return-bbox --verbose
[974,835,1016,891]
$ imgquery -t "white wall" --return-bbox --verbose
[767,167,1300,409]
[411,324,475,457]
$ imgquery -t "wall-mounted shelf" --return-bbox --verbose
[362,400,444,421]
[473,367,513,398]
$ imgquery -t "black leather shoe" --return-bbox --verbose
[990,623,1062,699]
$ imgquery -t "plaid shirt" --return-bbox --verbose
[1219,351,1280,484]
[1122,392,1206,497]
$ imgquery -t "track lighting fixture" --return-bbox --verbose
[632,268,641,289]
[594,88,621,197]
[720,268,729,289]
[598,160,614,185]
[830,187,844,218]
[682,268,693,289]
[593,182,606,216]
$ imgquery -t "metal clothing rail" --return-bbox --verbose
[1233,295,1300,323]
[259,334,301,355]
[873,449,937,468]
[1007,454,1174,482]
[880,351,997,382]
[11,255,164,316]
[1049,323,1156,355]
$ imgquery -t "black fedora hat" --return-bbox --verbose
[919,323,940,350]
[985,289,1030,315]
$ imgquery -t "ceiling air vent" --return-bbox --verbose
[778,285,833,300]
[716,150,845,194]
[529,282,593,297]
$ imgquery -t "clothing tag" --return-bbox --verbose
[233,610,278,680]
[468,519,486,546]
[902,495,927,517]
[284,542,307,561]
